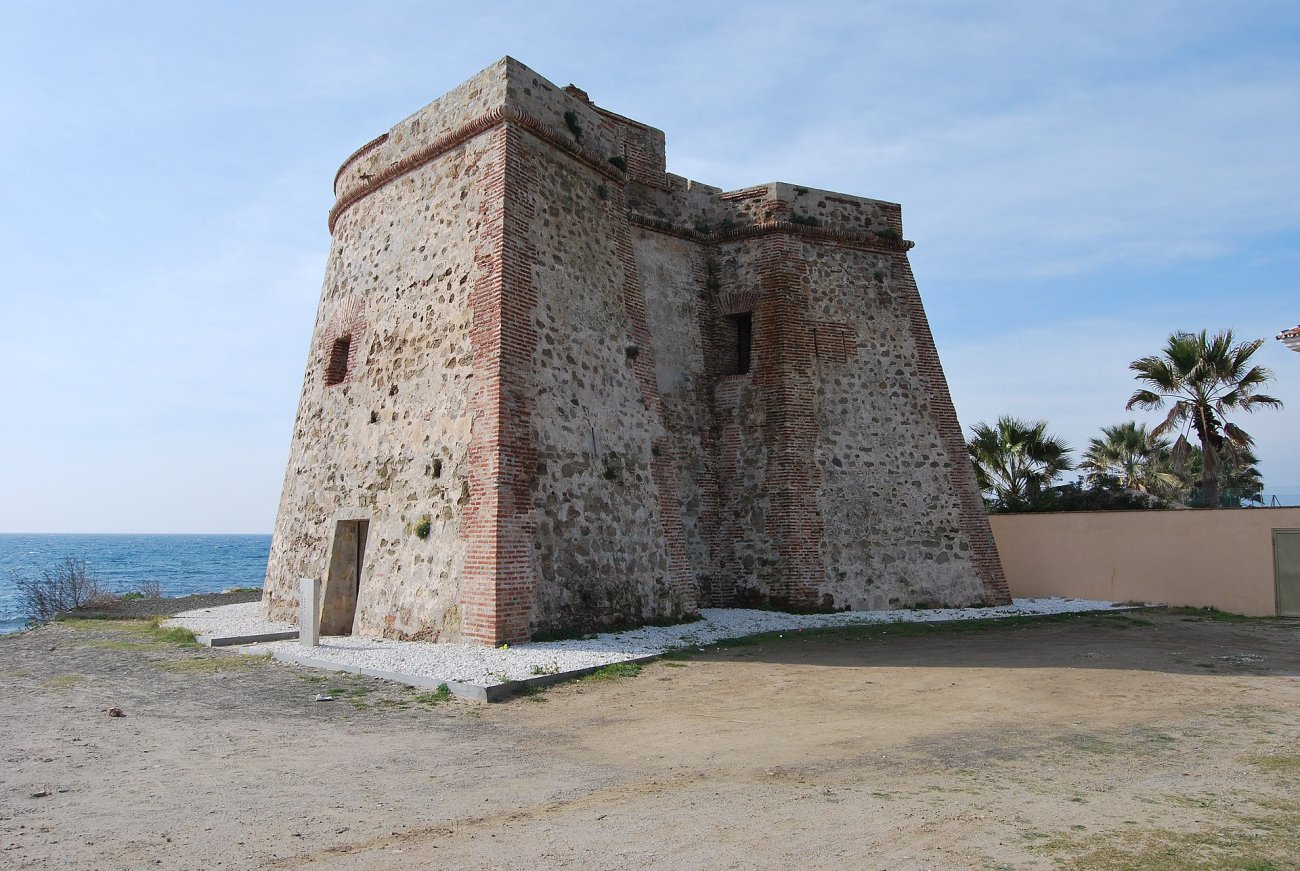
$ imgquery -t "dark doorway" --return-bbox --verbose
[320,519,369,635]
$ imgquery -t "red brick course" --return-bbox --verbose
[462,125,542,645]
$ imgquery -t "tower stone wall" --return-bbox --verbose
[263,57,1008,645]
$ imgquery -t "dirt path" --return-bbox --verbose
[2,611,1297,870]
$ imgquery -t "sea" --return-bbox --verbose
[0,534,271,635]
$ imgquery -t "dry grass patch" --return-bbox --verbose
[77,638,156,652]
[53,617,137,631]
[55,617,198,647]
[1246,754,1300,775]
[1040,804,1300,870]
[160,656,259,674]
[44,674,88,688]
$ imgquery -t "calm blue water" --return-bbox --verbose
[0,534,271,634]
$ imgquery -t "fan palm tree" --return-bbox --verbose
[1079,422,1182,495]
[967,416,1074,508]
[1179,444,1265,507]
[1126,329,1282,508]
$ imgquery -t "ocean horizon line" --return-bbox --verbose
[0,531,272,537]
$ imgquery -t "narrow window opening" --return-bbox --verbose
[325,336,352,386]
[431,459,443,479]
[731,312,752,375]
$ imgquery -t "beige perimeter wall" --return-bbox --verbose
[989,507,1300,617]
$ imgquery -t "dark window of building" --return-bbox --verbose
[732,312,752,375]
[325,336,351,386]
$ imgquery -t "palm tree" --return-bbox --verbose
[1079,422,1182,496]
[967,416,1074,509]
[1126,329,1282,508]
[1179,444,1265,507]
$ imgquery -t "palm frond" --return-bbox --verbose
[1240,393,1284,412]
[1170,435,1190,473]
[1126,388,1166,411]
[1223,422,1254,448]
[1149,403,1188,439]
[1234,364,1275,390]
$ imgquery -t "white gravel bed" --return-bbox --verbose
[166,601,295,638]
[167,596,1126,688]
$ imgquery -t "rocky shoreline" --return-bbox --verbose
[60,588,261,621]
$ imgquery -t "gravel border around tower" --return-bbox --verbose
[166,597,1127,695]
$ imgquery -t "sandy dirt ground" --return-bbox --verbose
[1,609,1297,870]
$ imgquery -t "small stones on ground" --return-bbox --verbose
[31,789,51,798]
[105,707,125,718]
[168,597,1124,691]
[163,602,295,642]
[314,693,334,702]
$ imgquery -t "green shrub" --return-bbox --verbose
[414,684,452,705]
[563,110,583,140]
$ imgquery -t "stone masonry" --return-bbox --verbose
[262,57,1009,645]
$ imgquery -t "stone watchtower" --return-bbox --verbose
[262,57,1009,645]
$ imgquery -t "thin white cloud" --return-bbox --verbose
[667,35,1300,281]
[1,1,1297,529]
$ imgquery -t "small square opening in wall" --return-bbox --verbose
[325,336,351,386]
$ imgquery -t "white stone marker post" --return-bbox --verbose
[299,577,321,648]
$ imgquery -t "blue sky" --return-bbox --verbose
[1,1,1297,532]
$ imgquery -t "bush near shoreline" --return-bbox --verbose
[8,556,261,627]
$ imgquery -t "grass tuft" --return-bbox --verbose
[413,684,452,705]
[147,625,200,646]
[583,662,642,681]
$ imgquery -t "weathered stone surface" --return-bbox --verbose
[263,56,1008,645]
